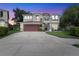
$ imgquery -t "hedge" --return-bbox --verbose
[75,27,79,37]
[0,27,8,36]
[70,27,79,37]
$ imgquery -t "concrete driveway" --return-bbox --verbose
[0,32,79,56]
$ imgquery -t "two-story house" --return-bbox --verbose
[0,9,9,27]
[20,13,60,31]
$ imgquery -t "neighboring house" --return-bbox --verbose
[20,13,60,31]
[0,9,9,27]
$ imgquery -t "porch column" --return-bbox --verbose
[49,18,52,32]
[42,23,45,31]
[20,22,23,31]
[32,15,35,21]
[49,23,52,32]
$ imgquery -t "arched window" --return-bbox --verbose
[36,15,40,21]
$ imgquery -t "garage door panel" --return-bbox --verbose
[24,24,40,31]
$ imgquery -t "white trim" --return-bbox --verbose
[20,23,24,31]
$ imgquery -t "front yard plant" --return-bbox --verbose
[70,27,79,37]
[0,24,20,39]
[0,27,8,36]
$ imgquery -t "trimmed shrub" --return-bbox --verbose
[70,27,75,36]
[70,27,79,37]
[75,27,79,37]
[0,27,8,36]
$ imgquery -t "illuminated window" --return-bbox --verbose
[55,15,59,19]
[29,16,32,19]
[24,16,30,19]
[52,15,55,19]
[24,16,27,19]
[36,16,40,21]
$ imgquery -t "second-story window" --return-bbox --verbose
[55,15,59,19]
[24,15,33,21]
[36,16,40,21]
[52,15,59,21]
[0,11,3,17]
[52,15,55,19]
[24,16,29,19]
[29,16,32,20]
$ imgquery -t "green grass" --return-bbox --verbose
[47,31,75,38]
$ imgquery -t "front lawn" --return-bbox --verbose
[47,31,77,38]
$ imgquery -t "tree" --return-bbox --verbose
[13,8,30,22]
[60,5,79,30]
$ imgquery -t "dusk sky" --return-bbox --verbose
[0,3,74,19]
